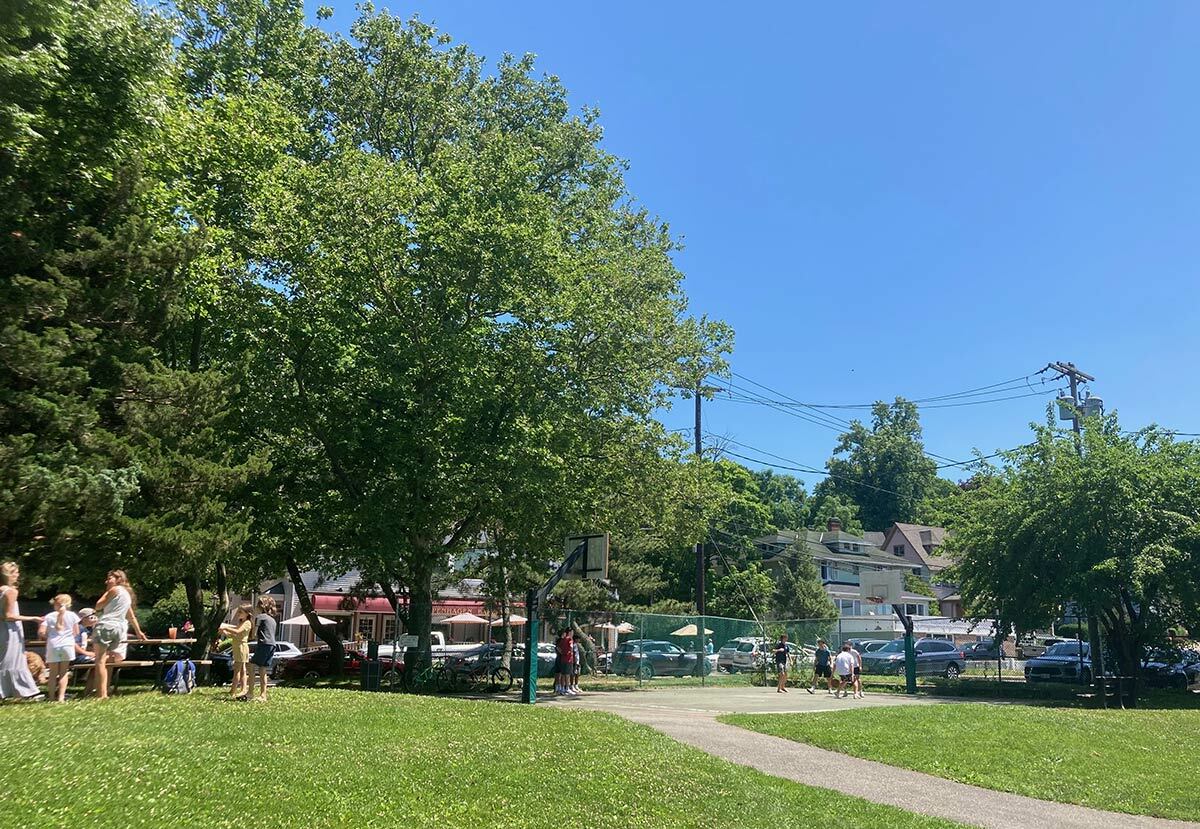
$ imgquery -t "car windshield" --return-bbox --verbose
[1044,642,1086,657]
[737,642,756,652]
[875,640,905,653]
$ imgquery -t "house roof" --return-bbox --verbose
[755,529,912,571]
[297,569,484,600]
[889,523,954,572]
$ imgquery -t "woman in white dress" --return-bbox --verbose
[0,561,43,701]
[92,570,147,700]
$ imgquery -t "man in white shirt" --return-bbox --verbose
[833,643,857,698]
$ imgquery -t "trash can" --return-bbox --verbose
[360,659,381,692]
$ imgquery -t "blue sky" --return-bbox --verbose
[321,2,1200,488]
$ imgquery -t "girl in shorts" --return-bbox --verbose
[249,596,278,702]
[39,595,80,702]
[92,570,147,700]
[219,605,253,700]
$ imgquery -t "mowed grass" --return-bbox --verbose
[0,689,965,829]
[723,703,1200,820]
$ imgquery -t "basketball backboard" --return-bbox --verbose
[858,569,904,606]
[562,533,609,581]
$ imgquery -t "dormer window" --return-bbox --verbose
[893,545,905,557]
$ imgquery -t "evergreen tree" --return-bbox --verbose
[771,556,837,620]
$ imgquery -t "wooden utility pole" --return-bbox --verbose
[1046,361,1105,707]
[695,383,705,617]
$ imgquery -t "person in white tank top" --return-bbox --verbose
[91,569,146,700]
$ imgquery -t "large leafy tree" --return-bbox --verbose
[822,399,937,531]
[949,416,1200,702]
[1,0,260,622]
[212,10,730,669]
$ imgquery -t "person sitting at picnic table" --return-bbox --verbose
[1,561,44,702]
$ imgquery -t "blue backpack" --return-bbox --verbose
[162,659,196,694]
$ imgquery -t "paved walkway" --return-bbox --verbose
[543,687,1200,829]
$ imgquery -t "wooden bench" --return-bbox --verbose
[69,659,212,695]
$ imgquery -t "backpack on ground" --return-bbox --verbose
[162,658,196,694]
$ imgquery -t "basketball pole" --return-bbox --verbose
[522,539,589,704]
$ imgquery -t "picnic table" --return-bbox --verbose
[26,638,208,694]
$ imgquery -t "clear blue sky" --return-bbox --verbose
[320,2,1200,489]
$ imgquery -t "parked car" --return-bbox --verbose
[847,639,893,655]
[963,639,1004,660]
[717,637,751,673]
[1016,636,1065,660]
[1141,648,1200,690]
[613,639,712,679]
[742,640,808,672]
[278,647,397,680]
[475,642,558,679]
[1024,641,1092,684]
[860,638,967,678]
[209,641,304,683]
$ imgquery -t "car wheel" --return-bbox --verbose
[303,669,321,680]
[701,660,713,676]
[636,663,654,681]
[943,663,960,680]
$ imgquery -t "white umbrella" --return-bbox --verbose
[281,614,337,626]
[616,622,636,633]
[490,614,527,626]
[593,622,619,630]
[440,612,490,625]
[670,624,714,637]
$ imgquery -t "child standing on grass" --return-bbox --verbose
[219,605,253,700]
[248,596,278,702]
[91,569,146,700]
[39,595,80,702]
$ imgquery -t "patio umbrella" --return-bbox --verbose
[439,612,490,643]
[490,614,527,626]
[281,614,337,626]
[615,622,636,633]
[669,624,713,637]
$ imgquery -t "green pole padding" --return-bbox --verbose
[523,588,540,704]
[904,630,917,694]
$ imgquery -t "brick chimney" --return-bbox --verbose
[826,517,842,533]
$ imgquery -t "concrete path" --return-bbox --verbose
[543,687,1200,829]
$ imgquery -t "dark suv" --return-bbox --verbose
[860,638,967,678]
[1024,641,1091,684]
[613,639,711,679]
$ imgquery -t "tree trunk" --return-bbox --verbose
[406,554,435,677]
[183,561,229,659]
[286,556,343,675]
[500,594,513,671]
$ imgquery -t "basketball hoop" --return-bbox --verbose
[858,569,904,607]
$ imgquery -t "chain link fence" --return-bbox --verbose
[537,608,846,688]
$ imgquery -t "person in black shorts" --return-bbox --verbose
[808,639,832,694]
[249,596,278,702]
[774,633,790,693]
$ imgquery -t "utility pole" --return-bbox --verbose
[1046,360,1105,706]
[695,382,704,617]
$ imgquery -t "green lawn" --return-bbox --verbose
[723,703,1200,820]
[0,689,964,829]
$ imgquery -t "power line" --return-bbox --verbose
[732,369,1051,410]
[722,369,1061,468]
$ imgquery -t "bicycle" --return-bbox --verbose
[445,657,513,693]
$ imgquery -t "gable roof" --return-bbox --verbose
[889,523,953,571]
[755,529,912,570]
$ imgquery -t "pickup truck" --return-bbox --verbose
[375,632,481,660]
